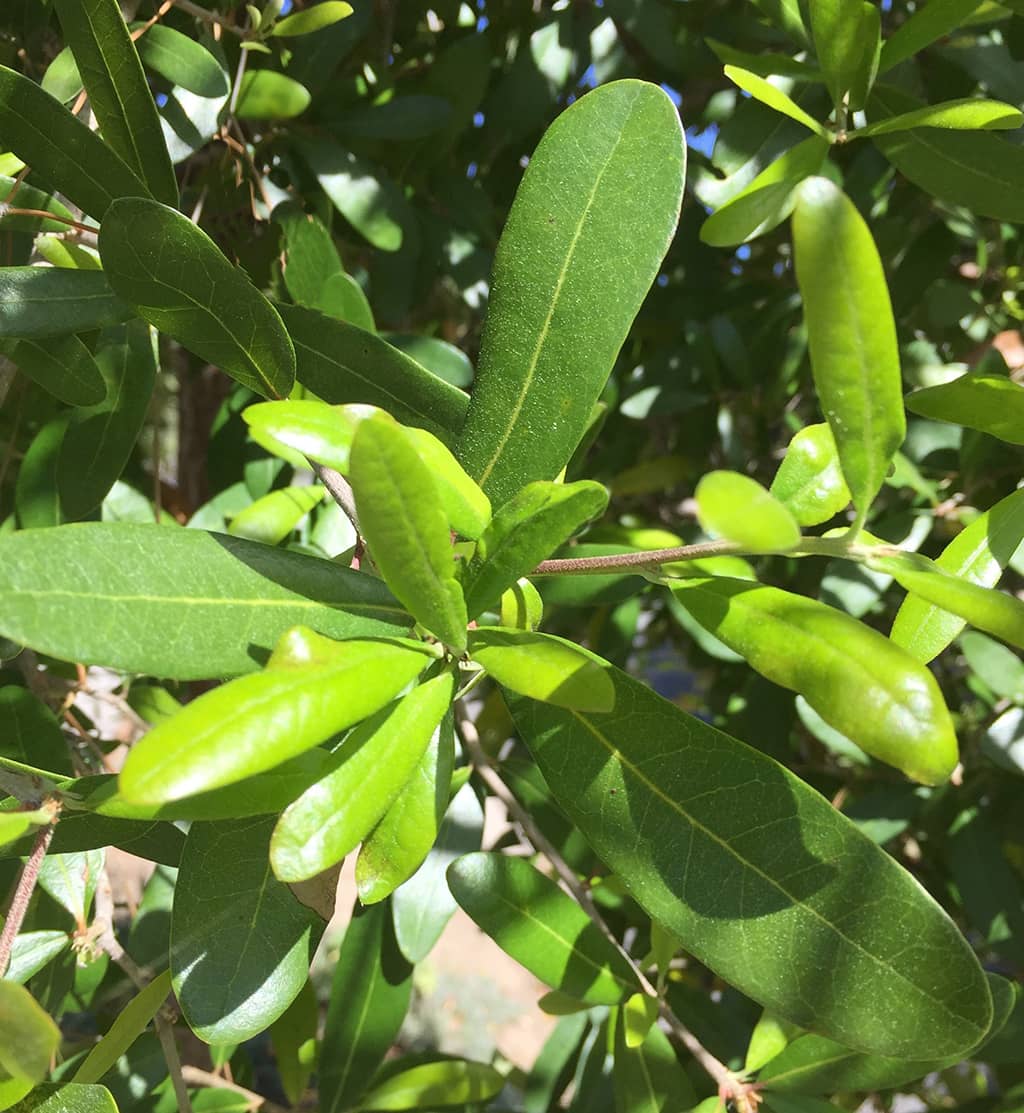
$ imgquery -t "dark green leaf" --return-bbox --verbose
[0,268,130,339]
[0,334,106,407]
[905,374,1024,445]
[269,979,318,1106]
[384,334,472,388]
[0,811,183,865]
[613,1008,697,1112]
[133,24,229,98]
[0,687,73,777]
[73,970,172,1083]
[15,416,69,530]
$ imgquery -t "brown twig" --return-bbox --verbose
[181,1066,290,1113]
[0,207,96,235]
[173,0,246,35]
[0,814,58,976]
[311,461,360,532]
[532,539,741,576]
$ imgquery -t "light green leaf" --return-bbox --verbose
[7,1083,118,1113]
[41,45,83,102]
[0,524,410,679]
[357,1059,505,1111]
[856,97,1022,138]
[270,673,455,882]
[905,374,1024,445]
[120,630,433,804]
[695,470,801,552]
[724,67,830,138]
[470,628,615,712]
[171,817,322,1044]
[506,662,992,1059]
[227,485,325,545]
[236,70,310,119]
[37,849,104,924]
[4,932,69,986]
[792,177,905,525]
[269,980,318,1107]
[458,80,685,508]
[403,427,491,539]
[73,970,172,1083]
[53,0,177,205]
[350,414,468,651]
[133,24,229,98]
[808,0,868,107]
[0,65,150,220]
[462,481,609,619]
[500,578,544,631]
[746,1010,802,1073]
[0,334,106,407]
[613,1008,697,1111]
[670,577,958,784]
[0,813,32,848]
[878,0,985,74]
[99,197,295,399]
[770,423,851,527]
[243,399,363,472]
[0,269,130,339]
[270,1,353,36]
[0,981,61,1083]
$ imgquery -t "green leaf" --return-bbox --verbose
[277,304,468,444]
[37,848,103,924]
[891,490,1024,662]
[695,471,801,552]
[41,46,83,103]
[961,631,1024,702]
[236,70,311,119]
[4,932,69,986]
[7,1084,117,1113]
[0,65,150,220]
[462,481,609,619]
[470,628,615,712]
[0,268,130,339]
[505,662,992,1059]
[856,98,1023,138]
[170,817,322,1043]
[870,552,1024,652]
[269,673,455,882]
[0,524,410,679]
[0,981,60,1083]
[500,578,544,631]
[133,24,229,98]
[227,485,325,545]
[384,334,471,388]
[904,374,1024,445]
[269,979,317,1106]
[15,416,68,529]
[878,0,985,74]
[0,334,106,407]
[724,67,830,139]
[0,687,73,777]
[403,427,491,539]
[808,0,868,107]
[53,0,177,206]
[119,630,434,804]
[73,970,172,1083]
[98,197,295,399]
[243,399,361,471]
[613,1009,697,1112]
[0,813,32,848]
[357,1059,505,1111]
[319,900,412,1113]
[792,177,905,525]
[770,423,851,527]
[847,2,881,112]
[350,414,468,651]
[669,577,958,784]
[746,1011,802,1073]
[57,322,157,520]
[270,1,353,36]
[457,80,685,508]
[448,852,638,1005]
[0,812,183,866]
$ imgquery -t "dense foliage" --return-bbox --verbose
[0,1,1023,1111]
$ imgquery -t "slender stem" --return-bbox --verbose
[173,0,245,35]
[0,207,96,235]
[227,33,250,118]
[180,1066,290,1113]
[0,817,57,976]
[311,461,360,531]
[155,1015,194,1113]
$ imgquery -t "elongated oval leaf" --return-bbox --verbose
[0,268,131,339]
[270,673,455,882]
[793,177,905,524]
[506,663,992,1059]
[724,67,829,138]
[856,98,1023,138]
[0,524,410,679]
[457,80,685,508]
[99,197,295,399]
[770,423,851,527]
[0,334,106,407]
[271,1,354,36]
[236,70,311,120]
[695,470,800,552]
[877,0,983,73]
[53,0,177,205]
[350,414,468,651]
[357,1059,505,1111]
[73,970,172,1084]
[904,374,1024,445]
[133,24,229,98]
[891,489,1024,662]
[0,65,151,220]
[670,577,957,784]
[809,0,868,106]
[227,485,325,545]
[403,427,490,539]
[244,398,364,471]
[0,981,61,1083]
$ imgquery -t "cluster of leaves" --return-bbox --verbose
[0,0,1023,1111]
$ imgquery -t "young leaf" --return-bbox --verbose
[403,427,491,538]
[356,1059,505,1110]
[269,673,455,882]
[0,981,61,1084]
[119,631,434,804]
[243,399,365,471]
[458,80,685,508]
[0,335,106,407]
[270,1,354,36]
[170,817,323,1044]
[0,65,151,220]
[350,414,468,651]
[904,374,1024,445]
[53,0,177,206]
[461,480,609,619]
[723,67,830,139]
[856,98,1023,138]
[98,197,296,399]
[891,489,1024,662]
[613,1009,697,1112]
[505,663,993,1060]
[73,970,172,1084]
[669,577,958,785]
[500,578,544,631]
[792,177,905,525]
[227,485,325,545]
[469,628,615,712]
[0,524,410,679]
[695,470,801,552]
[746,1010,802,1073]
[0,269,131,339]
[770,423,851,527]
[132,25,229,98]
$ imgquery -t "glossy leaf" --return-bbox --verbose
[277,304,468,444]
[270,673,455,882]
[350,414,468,651]
[0,981,60,1083]
[7,1084,117,1113]
[53,0,177,205]
[170,817,323,1044]
[449,852,638,1005]
[4,933,69,986]
[0,335,106,407]
[227,485,325,545]
[41,46,83,102]
[792,177,905,524]
[470,628,615,712]
[319,900,412,1113]
[856,98,1022,138]
[462,480,609,619]
[724,67,830,138]
[613,1009,697,1112]
[244,399,364,472]
[270,1,353,36]
[500,578,544,631]
[236,71,310,119]
[905,374,1024,445]
[458,80,684,508]
[0,524,410,679]
[770,423,851,527]
[403,427,490,539]
[695,470,800,552]
[99,197,295,399]
[120,630,433,804]
[0,65,150,220]
[134,24,229,97]
[73,970,172,1083]
[0,269,130,339]
[356,1059,505,1110]
[506,663,992,1059]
